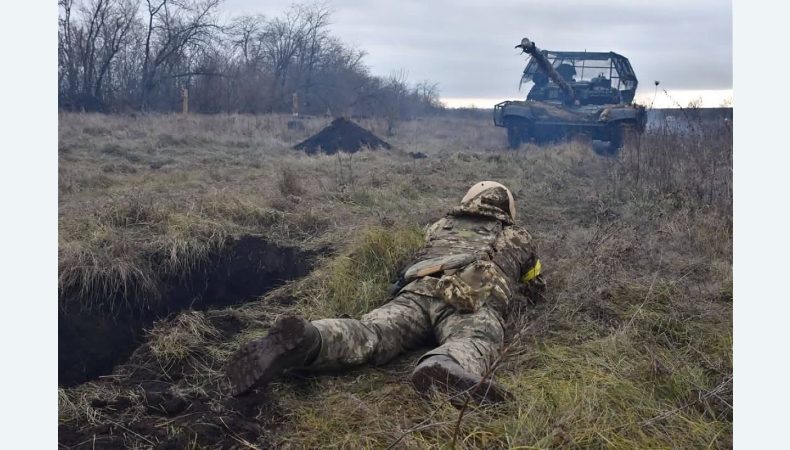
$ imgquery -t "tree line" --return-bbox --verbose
[58,0,443,120]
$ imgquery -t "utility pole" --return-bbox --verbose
[181,88,189,114]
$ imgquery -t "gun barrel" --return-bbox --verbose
[516,38,577,104]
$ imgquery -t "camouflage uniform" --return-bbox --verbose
[305,187,541,378]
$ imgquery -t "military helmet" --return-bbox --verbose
[461,181,516,220]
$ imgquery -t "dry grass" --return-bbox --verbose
[147,311,222,362]
[297,225,425,319]
[58,112,731,448]
[58,113,502,314]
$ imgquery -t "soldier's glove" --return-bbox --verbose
[388,274,406,296]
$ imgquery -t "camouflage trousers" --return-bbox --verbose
[307,291,505,377]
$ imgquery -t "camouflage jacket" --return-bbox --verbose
[398,188,541,315]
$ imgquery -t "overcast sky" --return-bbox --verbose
[224,0,732,107]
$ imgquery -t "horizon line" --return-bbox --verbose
[441,89,733,109]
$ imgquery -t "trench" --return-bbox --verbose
[59,236,316,386]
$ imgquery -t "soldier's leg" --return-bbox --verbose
[425,304,505,376]
[308,292,433,370]
[411,303,510,404]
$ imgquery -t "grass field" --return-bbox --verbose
[58,112,732,448]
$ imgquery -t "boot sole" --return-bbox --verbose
[225,316,307,396]
[412,361,510,406]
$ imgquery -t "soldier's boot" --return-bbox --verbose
[225,316,321,396]
[411,355,513,406]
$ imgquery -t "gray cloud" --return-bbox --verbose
[224,0,732,99]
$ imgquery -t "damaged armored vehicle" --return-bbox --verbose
[494,38,647,154]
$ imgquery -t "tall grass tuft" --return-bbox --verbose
[299,225,424,318]
[613,116,732,215]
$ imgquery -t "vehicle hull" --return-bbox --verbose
[493,100,646,150]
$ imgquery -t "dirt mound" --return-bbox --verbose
[294,117,391,154]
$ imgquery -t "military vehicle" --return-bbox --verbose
[494,38,647,154]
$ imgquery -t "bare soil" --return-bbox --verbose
[59,303,291,449]
[59,236,317,386]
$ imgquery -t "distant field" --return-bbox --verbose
[647,107,733,132]
[58,112,732,449]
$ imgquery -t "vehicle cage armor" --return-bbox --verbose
[520,51,638,103]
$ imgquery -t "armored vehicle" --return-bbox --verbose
[494,38,646,153]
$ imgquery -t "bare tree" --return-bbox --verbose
[381,69,410,135]
[226,15,265,65]
[258,5,306,111]
[58,0,139,111]
[139,0,223,110]
[293,2,332,110]
[94,0,138,106]
[59,0,78,104]
[413,80,441,112]
[58,0,444,117]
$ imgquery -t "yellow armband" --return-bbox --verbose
[520,259,542,283]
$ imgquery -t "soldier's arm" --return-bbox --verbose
[423,217,447,242]
[389,217,446,295]
[492,225,544,291]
